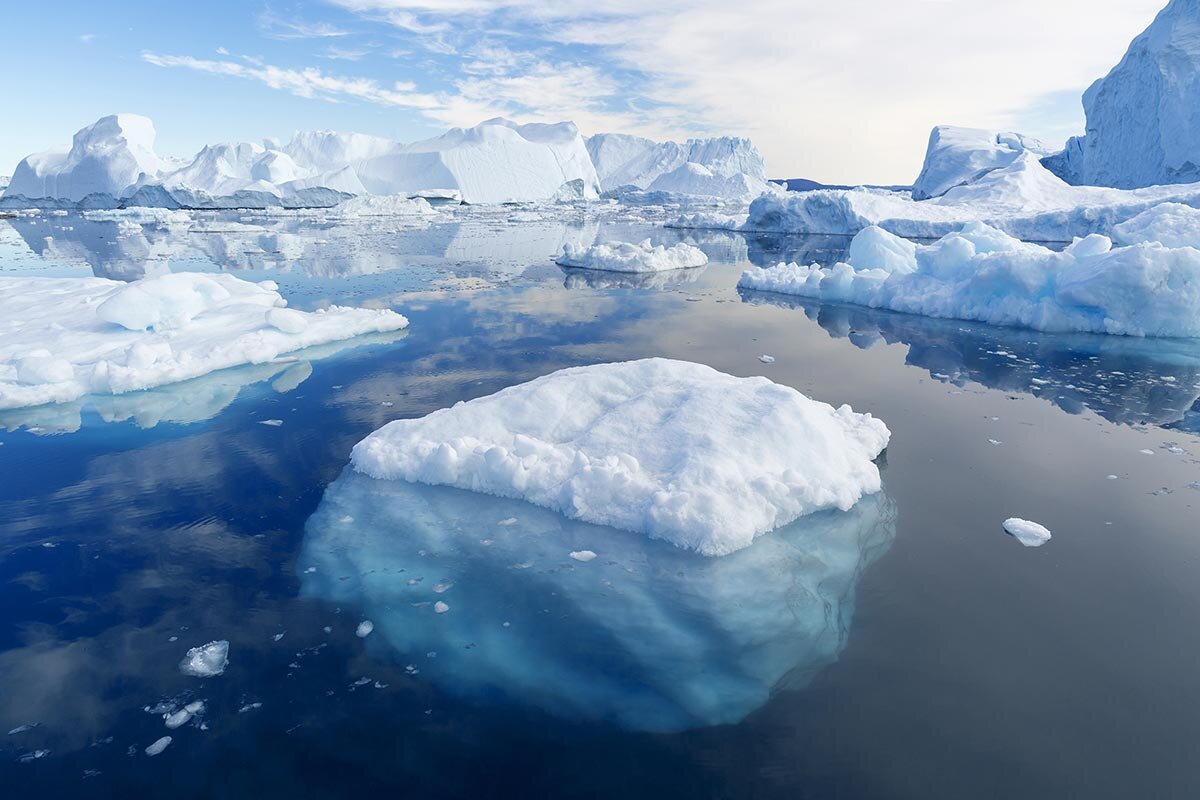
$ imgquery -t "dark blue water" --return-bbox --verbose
[2,211,1200,798]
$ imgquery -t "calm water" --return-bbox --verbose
[2,209,1200,798]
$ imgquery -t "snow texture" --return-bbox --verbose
[350,359,890,556]
[0,273,408,411]
[738,222,1200,337]
[299,467,895,732]
[556,239,708,273]
[1051,0,1200,189]
[1111,202,1200,247]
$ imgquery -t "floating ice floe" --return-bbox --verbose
[144,736,172,756]
[163,701,205,729]
[355,620,374,638]
[300,469,895,732]
[179,640,229,677]
[0,272,408,411]
[351,358,889,556]
[555,239,708,273]
[738,223,1200,338]
[1002,518,1052,547]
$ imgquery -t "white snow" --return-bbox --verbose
[350,358,890,556]
[179,640,229,677]
[145,736,172,756]
[1112,202,1200,247]
[1051,0,1200,189]
[0,272,408,411]
[912,126,1050,201]
[1002,518,1052,547]
[737,222,1200,338]
[556,239,708,273]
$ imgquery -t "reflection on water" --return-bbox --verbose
[741,290,1200,432]
[560,265,707,290]
[300,470,895,733]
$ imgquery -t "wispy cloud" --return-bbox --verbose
[78,34,96,43]
[258,9,350,40]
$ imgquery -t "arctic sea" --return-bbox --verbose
[2,206,1200,799]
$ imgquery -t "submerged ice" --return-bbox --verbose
[300,469,895,732]
[351,359,890,556]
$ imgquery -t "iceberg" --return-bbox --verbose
[6,114,172,203]
[585,132,774,201]
[555,239,708,273]
[1111,202,1200,247]
[0,272,408,410]
[912,126,1050,201]
[1049,0,1200,189]
[738,222,1200,337]
[299,468,895,732]
[350,358,890,556]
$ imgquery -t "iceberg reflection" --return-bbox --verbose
[300,469,894,733]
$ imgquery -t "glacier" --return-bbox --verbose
[300,467,895,732]
[0,272,409,410]
[738,222,1200,338]
[350,358,889,556]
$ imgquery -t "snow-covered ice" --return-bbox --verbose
[350,358,889,556]
[1002,518,1052,547]
[912,126,1050,201]
[738,222,1200,338]
[179,640,229,677]
[1111,202,1200,247]
[299,467,895,732]
[555,239,708,273]
[0,272,408,410]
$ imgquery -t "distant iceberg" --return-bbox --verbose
[0,272,408,410]
[586,132,777,201]
[555,239,708,273]
[351,358,890,556]
[738,222,1200,338]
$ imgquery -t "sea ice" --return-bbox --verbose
[569,550,597,562]
[556,239,708,273]
[299,469,895,732]
[179,640,229,677]
[1002,518,1052,547]
[0,272,408,411]
[738,222,1200,338]
[356,620,374,638]
[145,736,172,756]
[350,359,889,556]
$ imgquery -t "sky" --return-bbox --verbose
[0,0,1169,185]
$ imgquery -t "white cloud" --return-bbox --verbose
[258,10,350,40]
[78,34,96,43]
[325,0,1168,183]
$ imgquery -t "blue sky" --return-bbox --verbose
[0,1,1168,184]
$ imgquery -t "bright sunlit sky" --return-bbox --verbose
[0,1,1167,185]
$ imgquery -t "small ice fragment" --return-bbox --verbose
[272,632,285,642]
[1106,474,1120,480]
[145,737,172,756]
[758,355,775,364]
[433,601,449,614]
[259,419,283,427]
[163,702,202,729]
[304,567,316,574]
[179,640,229,677]
[17,749,49,763]
[569,550,597,562]
[238,703,262,713]
[1002,518,1052,547]
[8,724,37,735]
[431,581,453,594]
[323,626,332,634]
[987,439,1002,446]
[1139,449,1155,455]
[356,620,374,638]
[497,518,517,526]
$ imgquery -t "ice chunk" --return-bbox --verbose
[569,550,597,562]
[556,239,708,273]
[144,736,172,756]
[1002,518,1052,547]
[912,126,1049,201]
[179,640,229,677]
[351,359,890,556]
[738,222,1200,338]
[356,620,374,638]
[0,273,408,411]
[299,470,895,732]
